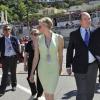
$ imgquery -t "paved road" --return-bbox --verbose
[0,72,100,100]
[0,49,100,100]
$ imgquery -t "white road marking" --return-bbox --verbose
[0,75,31,94]
[17,84,31,94]
[0,75,46,99]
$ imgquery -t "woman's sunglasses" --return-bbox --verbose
[4,28,11,31]
[37,24,48,29]
[31,33,39,37]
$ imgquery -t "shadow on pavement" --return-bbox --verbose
[62,83,100,99]
[0,89,14,97]
[62,90,77,99]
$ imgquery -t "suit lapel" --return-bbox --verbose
[10,36,15,50]
[10,36,13,42]
[88,27,94,46]
[10,36,15,47]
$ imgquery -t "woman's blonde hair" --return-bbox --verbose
[39,17,53,29]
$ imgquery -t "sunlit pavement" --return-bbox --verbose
[0,49,100,100]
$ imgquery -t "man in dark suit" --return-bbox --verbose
[0,25,20,96]
[90,27,100,57]
[66,12,98,100]
[90,27,100,86]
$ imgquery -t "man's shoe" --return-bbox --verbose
[12,87,16,91]
[28,94,37,100]
[0,90,5,96]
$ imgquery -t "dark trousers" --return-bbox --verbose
[98,64,100,83]
[27,65,43,96]
[1,56,17,90]
[74,61,98,100]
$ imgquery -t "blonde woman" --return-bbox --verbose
[30,17,64,100]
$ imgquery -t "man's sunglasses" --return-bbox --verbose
[4,28,11,31]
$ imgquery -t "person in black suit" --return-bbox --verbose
[66,12,98,100]
[90,27,100,86]
[90,27,100,57]
[0,25,20,96]
[24,29,43,100]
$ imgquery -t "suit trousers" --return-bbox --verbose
[74,61,98,100]
[1,56,17,90]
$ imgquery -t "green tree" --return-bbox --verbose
[0,4,13,22]
[64,0,85,7]
[52,2,69,9]
[30,3,43,13]
[17,0,27,21]
[42,2,48,7]
[0,5,9,11]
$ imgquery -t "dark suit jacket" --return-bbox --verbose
[0,36,20,63]
[25,40,34,67]
[90,27,100,57]
[66,28,96,74]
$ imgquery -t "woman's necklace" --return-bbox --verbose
[45,33,52,63]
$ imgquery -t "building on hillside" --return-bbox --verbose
[34,0,64,3]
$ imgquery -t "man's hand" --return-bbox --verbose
[67,68,72,76]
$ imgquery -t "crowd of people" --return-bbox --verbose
[0,12,100,100]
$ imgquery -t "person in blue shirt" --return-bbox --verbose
[0,25,20,96]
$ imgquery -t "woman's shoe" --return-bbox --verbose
[38,96,45,100]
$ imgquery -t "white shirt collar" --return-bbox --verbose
[80,27,90,31]
[5,35,11,39]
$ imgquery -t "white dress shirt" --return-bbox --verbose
[80,27,95,63]
[5,35,16,57]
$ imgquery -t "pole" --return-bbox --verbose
[5,10,8,24]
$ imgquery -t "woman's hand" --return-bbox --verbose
[24,65,28,72]
[58,35,64,76]
[29,72,34,83]
[59,67,62,75]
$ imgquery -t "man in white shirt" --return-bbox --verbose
[0,25,20,96]
[66,12,98,100]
